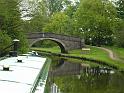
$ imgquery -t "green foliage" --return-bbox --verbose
[74,0,118,46]
[65,4,78,18]
[115,0,124,47]
[43,12,74,35]
[17,32,29,53]
[29,14,48,32]
[47,0,63,15]
[115,21,124,47]
[116,0,124,19]
[0,0,29,54]
[30,0,65,17]
[0,31,12,53]
[0,0,21,36]
[32,40,59,48]
[22,0,49,32]
[21,21,31,32]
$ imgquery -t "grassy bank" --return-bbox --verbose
[68,46,124,70]
[31,46,124,70]
[105,46,124,61]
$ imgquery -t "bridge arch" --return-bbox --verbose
[27,32,85,52]
[30,38,68,53]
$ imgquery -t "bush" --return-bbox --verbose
[0,31,12,55]
[115,30,124,47]
[115,21,124,47]
[15,31,29,54]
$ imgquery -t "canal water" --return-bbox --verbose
[44,57,124,93]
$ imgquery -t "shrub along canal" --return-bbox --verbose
[41,55,124,93]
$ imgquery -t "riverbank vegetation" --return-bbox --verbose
[0,0,28,55]
[31,46,124,70]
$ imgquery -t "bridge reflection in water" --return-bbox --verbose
[45,59,124,93]
[49,59,114,77]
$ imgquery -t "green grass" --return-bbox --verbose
[69,46,111,60]
[31,46,124,70]
[69,46,115,64]
[68,46,124,70]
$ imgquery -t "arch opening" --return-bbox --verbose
[30,38,68,53]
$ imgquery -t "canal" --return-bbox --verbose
[43,56,124,93]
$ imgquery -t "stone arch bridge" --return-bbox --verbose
[27,32,84,53]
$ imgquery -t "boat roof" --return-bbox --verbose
[0,55,46,93]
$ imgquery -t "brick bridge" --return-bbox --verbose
[27,32,84,53]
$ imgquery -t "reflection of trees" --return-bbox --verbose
[49,57,64,70]
[46,57,124,93]
[51,72,124,93]
[106,72,124,93]
[80,73,111,93]
[52,73,110,93]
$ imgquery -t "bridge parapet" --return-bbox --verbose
[27,32,82,42]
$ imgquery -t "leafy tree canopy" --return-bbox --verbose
[0,31,12,55]
[43,12,73,35]
[0,0,29,54]
[74,0,119,46]
[116,0,124,19]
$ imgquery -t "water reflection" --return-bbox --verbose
[49,58,115,77]
[55,58,64,68]
[45,58,124,93]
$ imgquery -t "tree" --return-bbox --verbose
[21,0,49,32]
[116,0,124,19]
[37,0,73,16]
[0,0,29,53]
[27,15,47,32]
[25,0,77,33]
[17,31,29,53]
[27,0,64,17]
[114,20,124,47]
[74,0,118,46]
[0,31,12,56]
[45,0,64,16]
[43,12,74,35]
[0,0,21,37]
[65,1,79,18]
